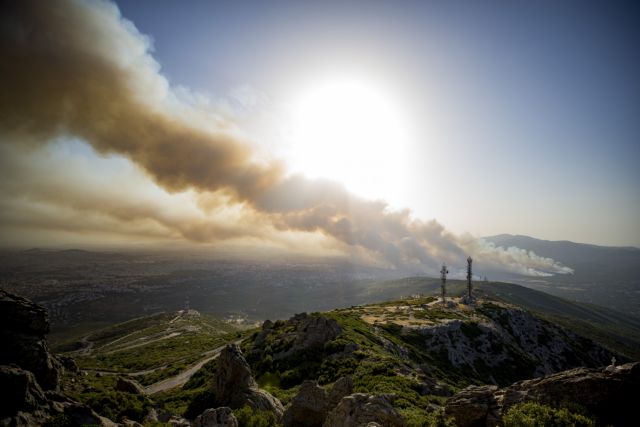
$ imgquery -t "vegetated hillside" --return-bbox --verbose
[195,296,612,425]
[7,285,637,426]
[66,309,244,387]
[483,234,640,317]
[364,278,640,360]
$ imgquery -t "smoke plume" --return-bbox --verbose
[0,0,572,276]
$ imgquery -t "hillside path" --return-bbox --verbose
[144,339,242,395]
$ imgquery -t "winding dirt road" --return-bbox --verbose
[144,339,243,394]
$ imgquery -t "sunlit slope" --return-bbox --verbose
[67,310,243,386]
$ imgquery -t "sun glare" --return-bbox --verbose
[288,75,412,201]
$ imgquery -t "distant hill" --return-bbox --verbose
[483,234,640,318]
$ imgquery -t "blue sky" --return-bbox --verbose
[111,0,639,246]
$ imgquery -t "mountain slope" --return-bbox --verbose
[483,234,640,317]
[476,281,640,359]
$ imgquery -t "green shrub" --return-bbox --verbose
[503,402,595,427]
[183,389,216,419]
[234,406,278,427]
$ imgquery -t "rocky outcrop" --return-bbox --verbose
[0,289,118,427]
[0,364,116,427]
[328,376,353,406]
[116,377,147,395]
[323,393,405,427]
[291,313,342,353]
[417,303,615,384]
[283,381,329,427]
[213,344,284,419]
[0,365,49,424]
[444,385,501,427]
[283,377,353,427]
[445,362,640,427]
[251,313,342,362]
[0,289,61,390]
[193,407,238,427]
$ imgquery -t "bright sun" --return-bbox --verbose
[288,75,412,201]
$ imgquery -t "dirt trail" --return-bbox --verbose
[144,339,243,395]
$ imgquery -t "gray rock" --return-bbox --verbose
[445,362,640,427]
[0,365,48,419]
[283,381,330,427]
[167,415,192,426]
[214,344,284,419]
[215,344,258,396]
[292,315,342,352]
[444,385,500,427]
[328,376,353,406]
[194,407,238,427]
[0,289,61,390]
[323,393,405,427]
[116,377,147,395]
[0,291,119,427]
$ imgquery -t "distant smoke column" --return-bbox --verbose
[466,257,473,299]
[440,264,449,305]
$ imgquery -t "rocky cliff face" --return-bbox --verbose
[0,289,62,391]
[0,289,115,427]
[445,362,640,427]
[415,302,615,384]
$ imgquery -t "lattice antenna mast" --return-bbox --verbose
[440,264,449,305]
[466,257,473,300]
[184,295,190,312]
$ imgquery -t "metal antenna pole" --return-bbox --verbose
[440,264,449,306]
[466,257,473,300]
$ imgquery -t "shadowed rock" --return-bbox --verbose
[0,289,61,390]
[445,362,640,427]
[283,377,353,427]
[116,377,147,396]
[193,407,238,427]
[323,393,405,427]
[213,344,284,419]
[0,290,118,426]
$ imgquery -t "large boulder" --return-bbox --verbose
[283,377,353,427]
[328,376,353,406]
[0,289,61,390]
[445,362,640,427]
[444,385,500,427]
[193,407,238,427]
[0,365,49,423]
[116,377,147,395]
[214,344,284,419]
[323,393,405,427]
[292,314,342,353]
[283,381,330,427]
[501,362,640,426]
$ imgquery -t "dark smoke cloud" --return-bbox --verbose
[0,0,572,276]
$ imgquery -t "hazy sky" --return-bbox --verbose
[114,0,639,246]
[0,0,638,276]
